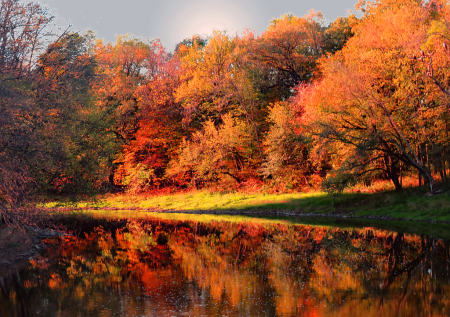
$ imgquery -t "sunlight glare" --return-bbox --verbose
[169,1,256,46]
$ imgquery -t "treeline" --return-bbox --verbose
[103,11,354,193]
[1,0,450,220]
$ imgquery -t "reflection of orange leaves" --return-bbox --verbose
[23,280,37,289]
[25,219,450,316]
[48,273,62,289]
[125,249,140,264]
[140,269,180,297]
[92,261,108,275]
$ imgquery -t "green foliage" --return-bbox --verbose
[322,171,358,195]
[322,15,357,54]
[174,35,209,54]
[34,33,118,195]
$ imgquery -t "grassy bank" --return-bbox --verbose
[41,185,450,222]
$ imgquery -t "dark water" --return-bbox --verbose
[1,217,450,316]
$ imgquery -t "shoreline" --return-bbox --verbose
[40,206,450,225]
[39,187,450,223]
[0,227,66,269]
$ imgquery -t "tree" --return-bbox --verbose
[167,114,254,186]
[297,0,444,192]
[34,32,117,194]
[174,35,208,55]
[247,11,335,101]
[93,36,152,144]
[115,47,185,192]
[412,0,450,184]
[172,31,266,186]
[261,102,318,188]
[0,0,54,225]
[0,0,53,78]
[175,31,241,127]
[93,36,163,189]
[322,16,357,54]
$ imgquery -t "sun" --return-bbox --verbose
[190,15,230,36]
[167,1,256,48]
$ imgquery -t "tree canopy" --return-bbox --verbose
[3,0,450,225]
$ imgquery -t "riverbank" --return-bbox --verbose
[41,185,450,222]
[0,226,65,268]
[2,185,450,269]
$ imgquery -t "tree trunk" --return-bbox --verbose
[400,163,403,188]
[384,156,402,191]
[378,103,436,192]
[423,169,436,193]
[390,171,402,191]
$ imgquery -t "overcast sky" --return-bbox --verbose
[39,0,358,51]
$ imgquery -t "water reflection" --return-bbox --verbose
[1,219,450,316]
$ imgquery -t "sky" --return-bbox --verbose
[39,0,359,51]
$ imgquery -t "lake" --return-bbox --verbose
[1,214,449,316]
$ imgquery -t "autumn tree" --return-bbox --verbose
[166,31,274,186]
[167,114,255,186]
[261,102,319,188]
[93,36,151,144]
[115,47,185,192]
[93,36,163,189]
[0,0,53,77]
[33,32,117,194]
[175,31,244,127]
[297,0,448,193]
[0,0,54,225]
[246,11,356,102]
[413,0,450,184]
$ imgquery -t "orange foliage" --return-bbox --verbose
[14,219,449,316]
[296,0,450,192]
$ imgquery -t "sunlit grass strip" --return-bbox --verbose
[41,186,450,222]
[43,191,335,212]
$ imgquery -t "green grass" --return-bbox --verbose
[40,186,450,222]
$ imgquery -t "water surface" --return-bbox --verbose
[1,216,449,316]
